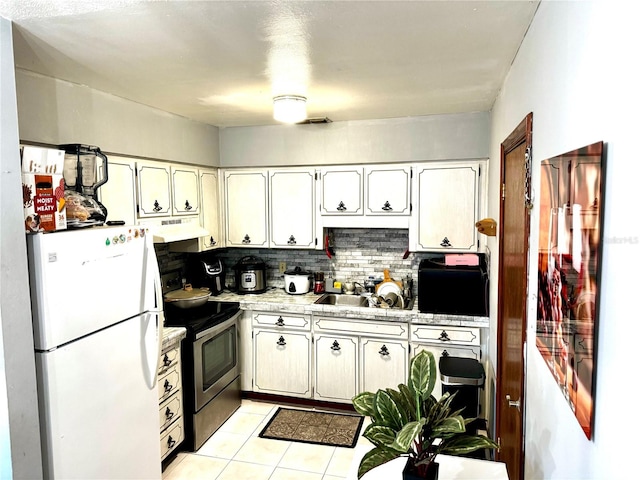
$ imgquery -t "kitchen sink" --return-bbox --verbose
[314,293,416,310]
[314,293,369,307]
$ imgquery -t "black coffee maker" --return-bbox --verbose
[187,253,225,295]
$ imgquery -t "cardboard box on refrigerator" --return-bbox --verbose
[21,146,67,233]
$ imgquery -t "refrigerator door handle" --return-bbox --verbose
[143,231,164,388]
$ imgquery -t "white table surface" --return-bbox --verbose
[347,445,509,480]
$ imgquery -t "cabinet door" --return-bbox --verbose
[137,161,171,217]
[224,170,268,247]
[238,311,253,392]
[253,330,311,397]
[171,165,199,215]
[269,169,316,248]
[97,156,137,225]
[365,165,411,215]
[199,169,222,250]
[360,338,408,394]
[412,343,481,399]
[314,334,358,403]
[320,167,364,215]
[412,163,480,251]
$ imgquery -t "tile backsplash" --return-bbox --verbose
[157,228,439,294]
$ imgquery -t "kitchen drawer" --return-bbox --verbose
[253,312,311,331]
[160,417,184,460]
[411,325,481,346]
[158,345,180,375]
[159,391,183,431]
[314,317,409,340]
[158,363,181,403]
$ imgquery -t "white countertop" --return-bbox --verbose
[348,445,508,480]
[211,288,489,328]
[162,326,186,350]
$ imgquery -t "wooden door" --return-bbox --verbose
[496,113,532,480]
[137,161,171,216]
[269,169,316,248]
[171,165,199,215]
[360,338,408,394]
[314,334,358,402]
[224,170,268,247]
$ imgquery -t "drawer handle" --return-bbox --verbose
[382,201,392,211]
[184,199,192,211]
[209,236,217,246]
[165,407,174,421]
[440,237,452,247]
[167,435,176,448]
[275,316,285,327]
[442,349,450,357]
[276,336,286,347]
[439,330,451,342]
[337,201,347,211]
[331,340,341,351]
[163,379,174,394]
[163,354,172,367]
[379,345,390,356]
[153,200,162,212]
[242,234,251,244]
[287,235,297,245]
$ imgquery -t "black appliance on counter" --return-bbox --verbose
[187,253,225,295]
[418,255,488,316]
[164,300,242,453]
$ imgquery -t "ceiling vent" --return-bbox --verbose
[299,117,333,124]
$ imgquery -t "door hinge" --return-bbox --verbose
[315,237,318,246]
[497,436,501,450]
[501,183,506,200]
[478,166,481,177]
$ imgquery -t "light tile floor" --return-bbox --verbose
[162,400,372,480]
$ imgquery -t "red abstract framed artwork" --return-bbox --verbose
[536,141,605,439]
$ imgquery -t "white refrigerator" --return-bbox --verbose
[27,226,164,479]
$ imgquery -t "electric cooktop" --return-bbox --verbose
[164,301,240,335]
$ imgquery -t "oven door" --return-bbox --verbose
[192,311,241,412]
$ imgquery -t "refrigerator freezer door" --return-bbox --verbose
[28,226,157,350]
[35,314,161,479]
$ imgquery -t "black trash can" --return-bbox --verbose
[439,356,485,419]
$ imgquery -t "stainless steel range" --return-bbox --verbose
[164,294,241,451]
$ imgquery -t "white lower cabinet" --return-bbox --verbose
[314,334,358,402]
[410,325,482,400]
[158,341,183,461]
[361,338,409,394]
[252,311,312,398]
[313,317,409,403]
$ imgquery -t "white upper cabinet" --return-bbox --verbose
[269,168,316,249]
[97,155,137,226]
[224,170,269,247]
[410,161,483,251]
[198,168,222,250]
[170,165,199,216]
[137,160,172,217]
[319,167,364,216]
[365,165,411,216]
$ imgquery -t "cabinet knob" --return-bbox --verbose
[153,200,162,212]
[440,237,452,247]
[439,330,451,342]
[165,406,174,421]
[378,345,390,356]
[287,235,297,245]
[163,379,174,394]
[184,199,192,211]
[337,201,347,211]
[275,316,285,326]
[330,340,341,351]
[242,234,251,244]
[382,201,392,211]
[276,336,286,346]
[209,236,217,246]
[163,354,172,367]
[167,435,176,448]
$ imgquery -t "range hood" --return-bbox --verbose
[147,218,209,244]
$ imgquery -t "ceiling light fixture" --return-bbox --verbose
[273,95,307,124]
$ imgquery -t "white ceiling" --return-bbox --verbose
[1,0,539,128]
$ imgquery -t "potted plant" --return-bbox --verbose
[352,350,499,479]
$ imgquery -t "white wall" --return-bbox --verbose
[488,1,639,478]
[15,70,221,166]
[219,111,490,166]
[0,17,43,479]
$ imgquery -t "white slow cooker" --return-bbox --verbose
[283,266,312,294]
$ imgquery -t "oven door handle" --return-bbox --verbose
[194,311,241,340]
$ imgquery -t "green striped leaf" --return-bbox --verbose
[357,446,402,479]
[409,350,436,400]
[373,390,403,430]
[352,391,376,417]
[391,419,425,452]
[362,424,397,448]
